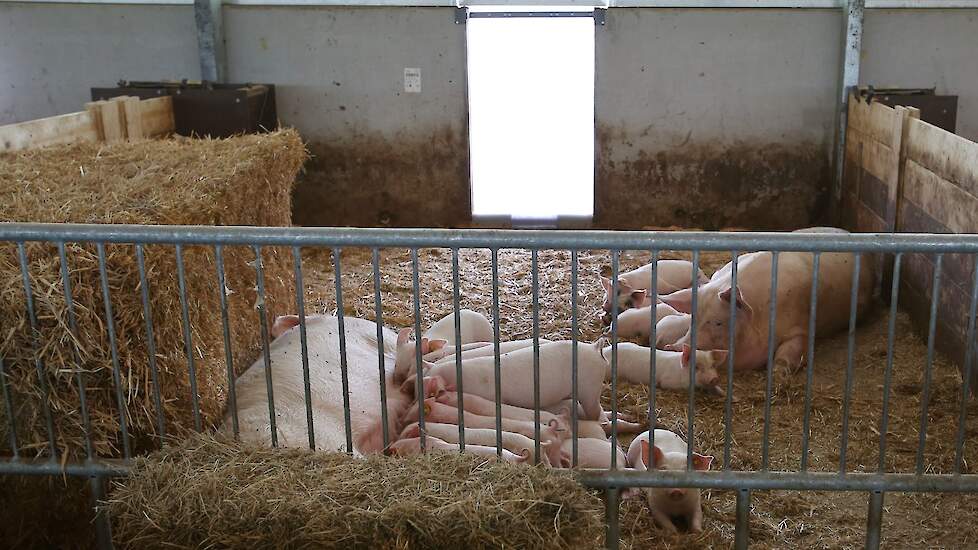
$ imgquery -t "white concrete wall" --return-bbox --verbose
[861,9,978,141]
[596,8,843,152]
[223,6,467,141]
[0,3,199,124]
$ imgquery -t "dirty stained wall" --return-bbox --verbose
[595,8,841,229]
[224,6,469,228]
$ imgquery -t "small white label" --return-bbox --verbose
[404,68,421,94]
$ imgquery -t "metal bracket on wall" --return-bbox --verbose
[455,6,467,24]
[194,0,227,83]
[465,10,604,20]
[594,7,606,25]
[832,0,865,209]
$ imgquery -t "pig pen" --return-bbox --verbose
[295,244,978,549]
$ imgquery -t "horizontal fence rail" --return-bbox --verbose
[4,222,978,253]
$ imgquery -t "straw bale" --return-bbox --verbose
[107,434,604,549]
[0,130,305,459]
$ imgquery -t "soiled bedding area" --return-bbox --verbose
[297,246,978,549]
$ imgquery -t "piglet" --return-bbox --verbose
[603,303,681,337]
[605,342,726,393]
[433,338,551,364]
[407,340,609,421]
[424,309,494,345]
[601,260,710,318]
[402,398,564,465]
[626,430,713,533]
[559,437,627,469]
[400,422,549,466]
[655,313,690,349]
[435,391,566,433]
[387,435,529,464]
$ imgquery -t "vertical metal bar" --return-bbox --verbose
[0,356,18,457]
[735,488,750,550]
[491,248,503,455]
[649,250,658,455]
[452,248,465,450]
[252,245,277,447]
[609,251,620,469]
[90,475,113,550]
[878,253,902,472]
[371,248,391,450]
[865,490,884,550]
[17,242,58,458]
[605,487,620,550]
[801,252,821,472]
[214,245,237,439]
[59,242,94,459]
[723,250,739,470]
[334,247,354,454]
[531,249,541,465]
[834,0,865,203]
[840,253,862,473]
[761,251,780,471]
[915,254,942,475]
[174,244,202,432]
[96,242,130,459]
[136,244,166,442]
[411,248,427,450]
[293,246,315,450]
[954,256,978,474]
[687,250,700,471]
[570,249,579,467]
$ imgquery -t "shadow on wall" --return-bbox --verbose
[594,125,834,231]
[291,126,832,230]
[292,127,470,228]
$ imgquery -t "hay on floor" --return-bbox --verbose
[107,434,604,550]
[0,130,305,459]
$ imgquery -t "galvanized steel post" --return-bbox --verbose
[194,0,227,82]
[833,0,865,215]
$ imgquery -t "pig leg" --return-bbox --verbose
[603,419,643,435]
[774,334,807,373]
[650,508,680,534]
[689,505,704,533]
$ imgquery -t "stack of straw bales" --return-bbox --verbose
[0,130,305,546]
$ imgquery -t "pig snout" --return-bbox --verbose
[422,376,447,398]
[669,489,685,501]
[697,369,720,388]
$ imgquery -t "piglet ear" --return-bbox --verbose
[601,276,613,293]
[640,439,650,467]
[630,290,648,308]
[428,339,447,352]
[617,278,633,292]
[397,328,412,345]
[681,344,692,368]
[660,288,693,313]
[420,337,431,354]
[692,453,714,471]
[719,286,754,318]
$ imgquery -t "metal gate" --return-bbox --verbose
[2,222,978,549]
